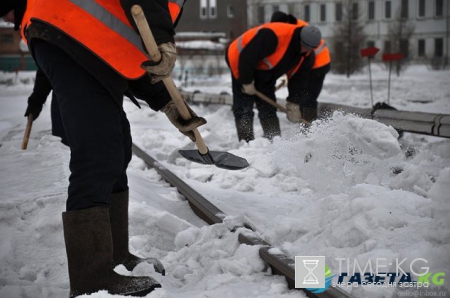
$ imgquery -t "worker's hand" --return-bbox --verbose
[24,99,43,121]
[162,100,207,142]
[286,102,303,123]
[242,81,257,95]
[141,42,177,84]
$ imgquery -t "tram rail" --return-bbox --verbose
[132,143,356,298]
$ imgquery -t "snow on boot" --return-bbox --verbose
[300,107,317,124]
[235,117,255,142]
[260,117,281,141]
[110,190,165,275]
[62,206,160,297]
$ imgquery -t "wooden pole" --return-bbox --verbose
[21,115,33,150]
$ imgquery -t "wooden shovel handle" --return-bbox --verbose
[131,5,208,155]
[255,91,311,126]
[21,114,33,150]
[255,91,287,113]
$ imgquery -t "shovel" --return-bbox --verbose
[131,5,249,170]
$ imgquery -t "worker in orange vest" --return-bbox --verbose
[271,11,331,124]
[226,22,321,142]
[1,0,205,297]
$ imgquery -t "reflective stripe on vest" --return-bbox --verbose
[227,23,300,79]
[313,39,331,69]
[70,0,145,53]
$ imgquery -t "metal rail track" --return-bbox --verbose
[132,143,355,298]
[180,91,450,139]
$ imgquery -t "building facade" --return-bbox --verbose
[248,0,449,62]
[175,0,247,41]
[1,1,448,71]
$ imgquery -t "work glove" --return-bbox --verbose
[24,99,44,121]
[242,81,257,95]
[162,100,207,142]
[141,42,177,84]
[286,102,303,123]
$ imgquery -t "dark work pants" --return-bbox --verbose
[50,93,68,146]
[32,39,131,211]
[231,75,278,122]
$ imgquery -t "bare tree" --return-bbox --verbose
[387,4,415,76]
[331,1,367,77]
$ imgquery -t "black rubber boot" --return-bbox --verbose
[235,117,255,142]
[62,206,160,298]
[110,190,165,275]
[300,107,318,123]
[260,117,281,141]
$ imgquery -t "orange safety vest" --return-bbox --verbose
[22,0,183,79]
[228,22,305,80]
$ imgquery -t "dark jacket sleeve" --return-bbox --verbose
[28,68,52,105]
[120,0,175,44]
[287,58,329,107]
[238,28,278,85]
[127,76,171,111]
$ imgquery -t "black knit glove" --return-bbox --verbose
[24,97,44,121]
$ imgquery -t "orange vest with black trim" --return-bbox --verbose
[228,23,304,80]
[22,0,183,80]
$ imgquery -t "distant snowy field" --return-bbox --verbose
[0,64,449,298]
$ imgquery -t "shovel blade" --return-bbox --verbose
[179,150,249,170]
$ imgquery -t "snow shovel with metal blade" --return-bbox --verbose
[131,5,249,170]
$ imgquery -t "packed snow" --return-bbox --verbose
[0,64,449,298]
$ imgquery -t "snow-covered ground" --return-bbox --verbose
[0,64,449,298]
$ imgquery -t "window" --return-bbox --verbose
[320,4,326,22]
[273,5,279,13]
[304,4,310,22]
[384,40,391,53]
[352,2,359,20]
[335,2,342,22]
[200,0,207,19]
[257,6,265,24]
[209,0,217,19]
[435,38,443,57]
[385,1,391,19]
[418,0,426,17]
[401,0,408,19]
[291,3,301,17]
[418,39,425,57]
[435,0,443,17]
[227,5,234,18]
[367,40,375,48]
[368,1,375,20]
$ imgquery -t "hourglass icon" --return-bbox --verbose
[302,259,319,284]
